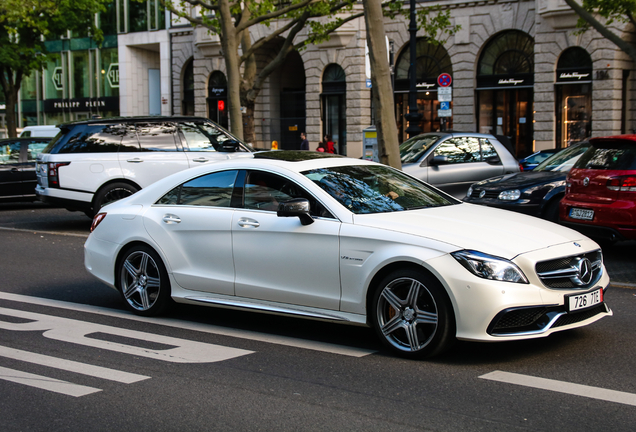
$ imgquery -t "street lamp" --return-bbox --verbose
[404,0,422,138]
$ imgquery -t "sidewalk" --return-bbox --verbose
[603,240,636,288]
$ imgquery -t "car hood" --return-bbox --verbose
[352,203,586,259]
[472,171,566,190]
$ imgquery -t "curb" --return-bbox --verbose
[609,282,636,289]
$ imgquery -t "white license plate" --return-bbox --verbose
[566,288,603,312]
[569,208,594,220]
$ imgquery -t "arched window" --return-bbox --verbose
[478,30,534,77]
[395,38,452,86]
[182,60,194,116]
[321,64,346,155]
[207,71,228,129]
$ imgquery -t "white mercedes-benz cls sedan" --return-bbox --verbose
[84,151,612,358]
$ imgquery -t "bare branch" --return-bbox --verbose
[235,0,315,33]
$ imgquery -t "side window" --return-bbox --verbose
[0,141,21,164]
[178,122,218,152]
[157,170,239,207]
[137,123,179,152]
[480,139,499,160]
[434,137,481,164]
[57,124,124,153]
[27,141,50,161]
[244,170,334,218]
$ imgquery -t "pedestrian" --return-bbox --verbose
[322,134,335,154]
[300,132,309,150]
[316,141,326,152]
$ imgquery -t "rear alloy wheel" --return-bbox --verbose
[117,245,171,316]
[371,269,455,359]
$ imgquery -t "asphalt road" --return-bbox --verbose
[1,202,635,431]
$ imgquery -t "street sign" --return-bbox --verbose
[438,87,452,95]
[440,101,450,110]
[438,109,452,117]
[438,93,452,102]
[438,73,452,87]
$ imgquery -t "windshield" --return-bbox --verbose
[535,142,590,172]
[303,164,456,214]
[399,135,440,164]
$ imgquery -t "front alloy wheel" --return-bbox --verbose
[118,245,170,316]
[372,269,455,358]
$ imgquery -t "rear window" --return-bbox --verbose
[54,124,124,154]
[574,139,636,170]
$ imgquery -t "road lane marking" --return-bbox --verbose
[0,291,375,357]
[480,371,636,407]
[0,366,101,397]
[0,307,254,363]
[0,345,149,384]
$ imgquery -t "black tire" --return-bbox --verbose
[370,268,455,359]
[116,245,172,316]
[543,198,561,223]
[93,182,139,215]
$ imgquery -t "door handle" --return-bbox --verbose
[162,214,181,224]
[126,158,143,163]
[192,157,209,163]
[238,218,259,228]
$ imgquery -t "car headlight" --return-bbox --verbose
[467,185,474,197]
[451,250,529,284]
[498,189,521,201]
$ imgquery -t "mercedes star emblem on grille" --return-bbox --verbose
[573,257,593,286]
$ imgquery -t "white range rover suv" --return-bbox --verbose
[35,116,253,217]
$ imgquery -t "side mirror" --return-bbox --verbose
[219,140,241,152]
[277,198,314,225]
[430,155,449,166]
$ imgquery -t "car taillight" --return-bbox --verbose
[519,163,524,172]
[606,176,636,192]
[48,162,70,188]
[90,213,107,233]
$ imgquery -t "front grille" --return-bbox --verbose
[535,250,603,289]
[471,189,500,199]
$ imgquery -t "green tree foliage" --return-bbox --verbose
[0,0,109,136]
[564,0,636,63]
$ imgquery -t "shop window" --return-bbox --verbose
[476,30,534,158]
[207,71,228,129]
[321,64,346,155]
[394,38,453,140]
[182,60,195,116]
[555,47,592,148]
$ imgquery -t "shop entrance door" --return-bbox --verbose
[477,88,533,158]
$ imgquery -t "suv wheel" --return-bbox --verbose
[93,182,139,215]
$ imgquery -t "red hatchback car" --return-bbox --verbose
[560,134,636,242]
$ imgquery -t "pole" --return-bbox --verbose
[405,0,422,138]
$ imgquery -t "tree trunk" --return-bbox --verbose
[362,0,401,169]
[0,72,18,137]
[219,0,244,140]
[242,101,256,146]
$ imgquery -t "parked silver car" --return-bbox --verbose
[400,132,520,198]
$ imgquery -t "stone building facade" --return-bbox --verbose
[167,0,635,159]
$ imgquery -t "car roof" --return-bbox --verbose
[409,131,499,140]
[589,134,636,145]
[56,116,216,128]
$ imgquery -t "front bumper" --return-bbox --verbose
[424,238,611,342]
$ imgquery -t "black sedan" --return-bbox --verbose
[1,137,51,202]
[463,142,590,222]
